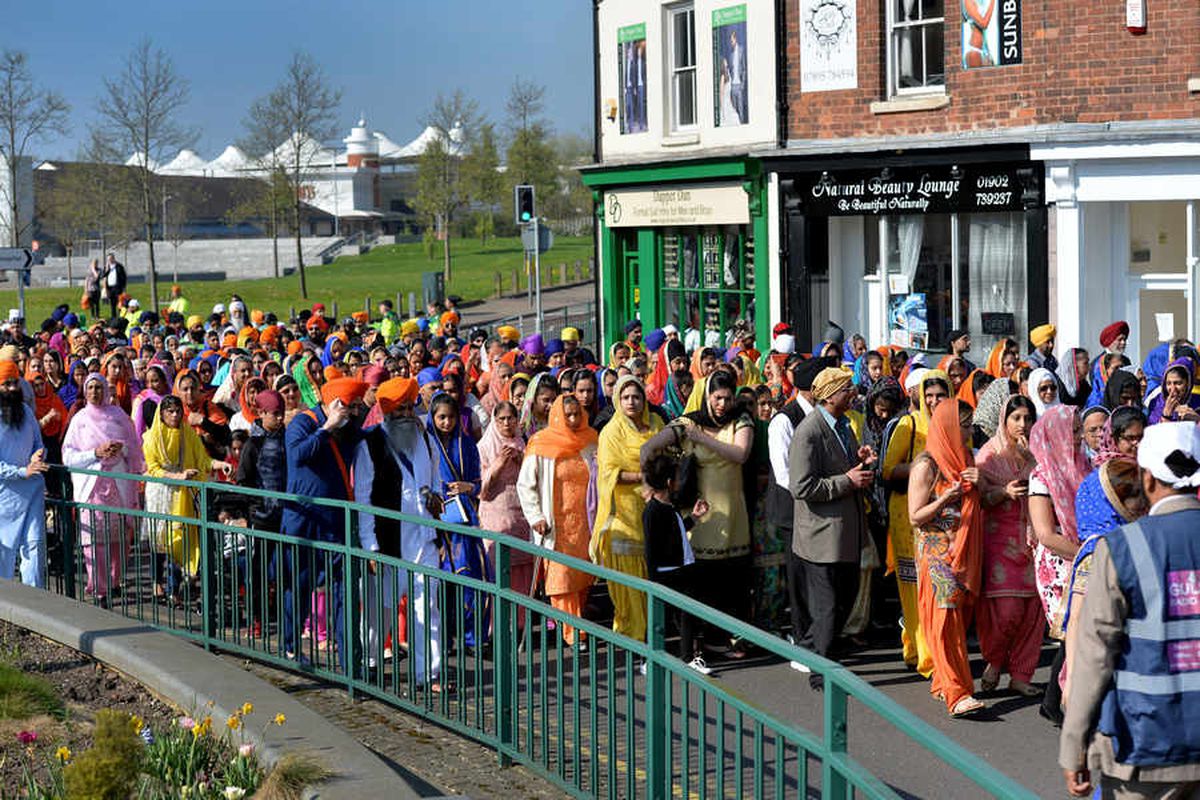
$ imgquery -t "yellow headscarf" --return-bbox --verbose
[142,405,213,574]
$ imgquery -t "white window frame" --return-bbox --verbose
[666,3,698,133]
[885,0,946,98]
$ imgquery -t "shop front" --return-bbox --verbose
[582,158,770,352]
[770,148,1046,357]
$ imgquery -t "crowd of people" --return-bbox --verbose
[1,287,1198,797]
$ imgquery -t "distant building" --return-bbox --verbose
[32,118,459,248]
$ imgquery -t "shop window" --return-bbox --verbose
[875,211,1026,356]
[886,0,945,96]
[662,225,754,352]
[667,4,698,131]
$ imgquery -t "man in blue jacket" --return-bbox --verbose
[281,376,369,670]
[1061,421,1200,797]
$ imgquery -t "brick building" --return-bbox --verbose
[585,0,1200,361]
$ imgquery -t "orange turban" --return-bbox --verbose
[260,326,281,346]
[323,364,344,381]
[351,311,369,324]
[0,361,19,382]
[320,377,368,407]
[375,376,419,414]
[440,311,460,327]
[250,309,265,325]
[222,333,237,348]
[286,340,304,356]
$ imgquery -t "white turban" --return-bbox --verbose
[1138,421,1200,489]
[905,367,928,392]
[774,334,796,355]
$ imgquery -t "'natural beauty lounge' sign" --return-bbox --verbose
[800,163,1041,216]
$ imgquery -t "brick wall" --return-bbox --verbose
[785,1,1200,140]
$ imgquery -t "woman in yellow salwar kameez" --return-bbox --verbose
[591,375,662,641]
[143,395,231,596]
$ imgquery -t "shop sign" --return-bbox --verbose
[800,0,858,92]
[605,184,749,228]
[800,163,1041,216]
[962,0,1022,69]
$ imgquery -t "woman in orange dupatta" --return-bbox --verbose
[907,399,986,717]
[517,395,599,647]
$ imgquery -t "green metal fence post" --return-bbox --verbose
[344,505,356,697]
[823,678,849,800]
[645,593,668,799]
[493,541,514,767]
[198,482,213,648]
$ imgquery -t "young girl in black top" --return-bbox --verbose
[642,453,712,675]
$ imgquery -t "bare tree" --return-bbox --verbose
[224,167,291,278]
[0,50,69,247]
[505,77,546,137]
[95,39,194,312]
[504,78,556,223]
[161,180,207,283]
[243,52,341,298]
[415,90,479,282]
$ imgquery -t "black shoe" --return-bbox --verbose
[1038,704,1063,727]
[809,674,824,692]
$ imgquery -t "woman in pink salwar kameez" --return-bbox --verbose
[62,374,145,604]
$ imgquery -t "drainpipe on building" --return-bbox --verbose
[774,0,789,149]
[591,0,604,349]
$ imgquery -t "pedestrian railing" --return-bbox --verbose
[42,465,1035,800]
[485,301,599,357]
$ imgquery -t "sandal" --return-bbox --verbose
[950,696,985,718]
[980,665,1001,693]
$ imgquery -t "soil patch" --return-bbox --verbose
[0,619,177,789]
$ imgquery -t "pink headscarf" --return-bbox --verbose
[1028,405,1091,543]
[63,374,147,502]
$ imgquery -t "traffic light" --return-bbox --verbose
[515,184,535,225]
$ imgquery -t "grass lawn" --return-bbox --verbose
[0,235,594,325]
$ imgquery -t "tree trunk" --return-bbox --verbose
[143,179,159,313]
[294,196,307,298]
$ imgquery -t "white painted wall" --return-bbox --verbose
[1036,141,1200,361]
[597,0,777,162]
[0,157,34,247]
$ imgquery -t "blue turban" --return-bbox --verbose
[644,328,666,353]
[545,338,565,356]
[417,367,443,387]
[63,313,79,327]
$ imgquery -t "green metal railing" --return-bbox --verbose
[42,465,1035,800]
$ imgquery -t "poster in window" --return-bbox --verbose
[800,0,857,92]
[712,5,748,126]
[889,292,929,350]
[618,23,648,134]
[961,0,1022,68]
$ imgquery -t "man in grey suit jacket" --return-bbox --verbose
[790,368,875,690]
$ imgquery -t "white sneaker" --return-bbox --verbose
[687,656,713,676]
[786,634,812,673]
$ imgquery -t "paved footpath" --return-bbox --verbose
[457,282,595,331]
[215,630,1063,799]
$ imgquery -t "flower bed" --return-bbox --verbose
[0,620,320,799]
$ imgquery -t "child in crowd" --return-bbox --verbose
[641,453,712,675]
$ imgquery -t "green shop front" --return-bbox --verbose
[582,158,770,353]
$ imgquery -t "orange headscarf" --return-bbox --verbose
[524,396,598,460]
[27,365,67,439]
[923,400,983,595]
[239,377,267,425]
[985,339,1018,379]
[957,368,983,408]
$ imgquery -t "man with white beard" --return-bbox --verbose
[0,361,49,587]
[354,375,445,690]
